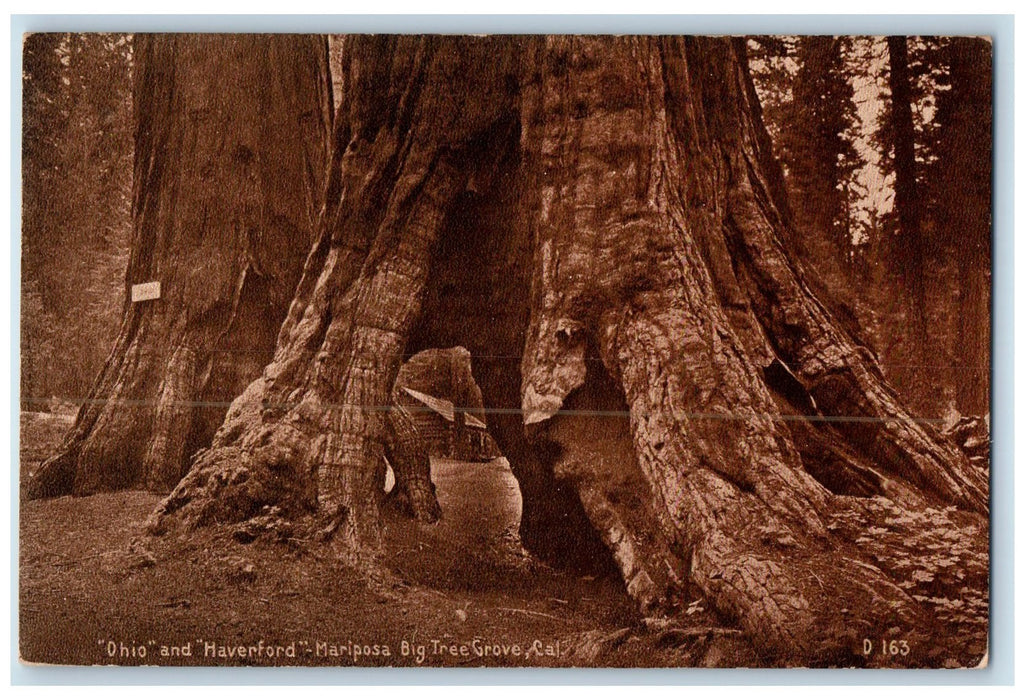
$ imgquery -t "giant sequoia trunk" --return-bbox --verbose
[147,36,988,666]
[29,35,332,498]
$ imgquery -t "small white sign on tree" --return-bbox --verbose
[131,281,161,303]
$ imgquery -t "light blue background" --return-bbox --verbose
[8,13,1014,686]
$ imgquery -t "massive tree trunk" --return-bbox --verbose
[29,34,332,498]
[148,36,988,666]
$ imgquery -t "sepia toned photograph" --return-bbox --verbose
[19,32,992,669]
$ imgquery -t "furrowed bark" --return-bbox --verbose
[383,394,440,523]
[30,34,331,499]
[145,35,988,665]
[516,36,986,665]
[151,36,523,564]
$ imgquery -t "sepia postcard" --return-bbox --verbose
[19,31,993,670]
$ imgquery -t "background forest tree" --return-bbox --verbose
[747,35,991,420]
[22,33,133,405]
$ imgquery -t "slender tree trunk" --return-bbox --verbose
[22,33,72,401]
[941,38,992,416]
[149,36,987,665]
[29,34,332,498]
[886,36,930,404]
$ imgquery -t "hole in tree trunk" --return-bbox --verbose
[384,344,621,596]
[402,133,621,578]
[527,336,657,582]
[762,359,883,498]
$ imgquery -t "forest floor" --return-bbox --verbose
[19,409,754,669]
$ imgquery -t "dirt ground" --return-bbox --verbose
[19,410,752,668]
